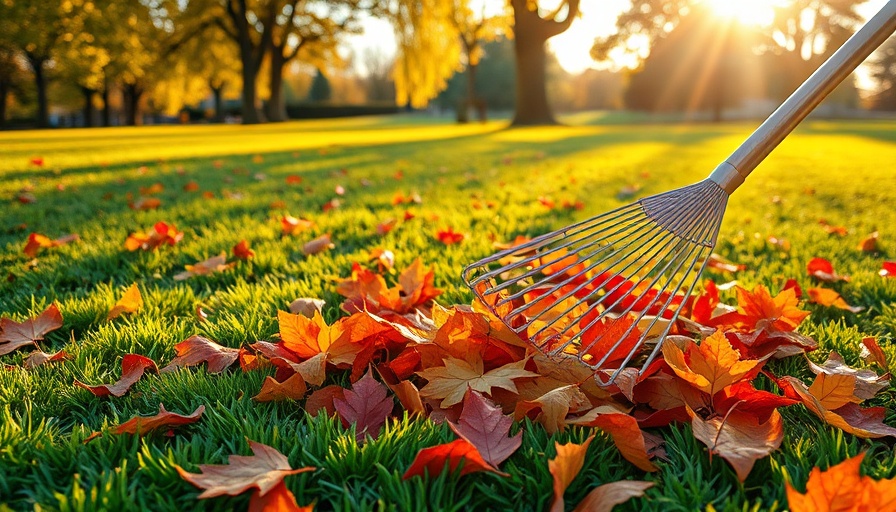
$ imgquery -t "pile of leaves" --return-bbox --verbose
[2,252,895,511]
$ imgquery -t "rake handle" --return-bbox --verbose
[708,0,896,194]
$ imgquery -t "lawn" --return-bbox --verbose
[1,114,896,511]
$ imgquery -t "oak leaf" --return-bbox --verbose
[449,390,521,467]
[176,440,314,499]
[417,357,538,408]
[688,407,784,482]
[75,354,158,397]
[786,453,896,512]
[549,435,595,512]
[402,438,504,480]
[107,283,143,320]
[662,330,761,396]
[333,369,393,441]
[114,404,205,435]
[0,303,63,355]
[161,335,239,374]
[254,374,307,402]
[571,481,654,512]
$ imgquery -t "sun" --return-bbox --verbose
[702,0,782,26]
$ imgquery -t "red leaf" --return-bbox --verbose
[23,350,71,369]
[807,257,849,282]
[114,404,205,436]
[435,227,465,245]
[247,480,312,512]
[305,384,345,417]
[402,438,504,480]
[233,240,255,260]
[860,337,890,372]
[176,440,314,499]
[570,413,659,472]
[333,369,393,441]
[160,335,239,374]
[879,262,896,278]
[448,390,521,467]
[0,303,63,355]
[75,354,158,397]
[23,233,79,258]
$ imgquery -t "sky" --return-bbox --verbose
[345,0,889,81]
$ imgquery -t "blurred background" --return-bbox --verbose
[0,0,893,129]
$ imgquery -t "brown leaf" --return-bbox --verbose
[549,435,595,512]
[253,374,307,402]
[0,303,63,355]
[384,378,426,417]
[176,440,315,499]
[402,438,504,480]
[417,357,538,408]
[858,232,879,253]
[304,384,345,417]
[174,253,235,281]
[160,335,239,374]
[688,407,784,482]
[569,413,659,472]
[806,352,887,401]
[288,298,325,318]
[24,350,71,369]
[302,234,334,255]
[107,283,143,320]
[572,481,654,512]
[515,384,590,434]
[333,369,393,441]
[807,373,861,410]
[449,390,521,467]
[114,404,205,435]
[780,376,896,438]
[860,337,890,372]
[75,354,158,397]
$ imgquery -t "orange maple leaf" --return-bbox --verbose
[786,453,896,512]
[662,330,761,397]
[712,285,809,332]
[548,435,594,512]
[107,283,143,320]
[417,357,538,408]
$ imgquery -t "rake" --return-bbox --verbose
[463,1,896,383]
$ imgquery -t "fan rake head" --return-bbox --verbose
[463,179,729,383]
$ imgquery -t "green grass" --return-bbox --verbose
[1,114,896,511]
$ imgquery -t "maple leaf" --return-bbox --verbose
[247,480,312,512]
[176,440,315,502]
[174,253,235,281]
[233,240,255,260]
[713,381,798,423]
[435,227,465,245]
[807,288,864,313]
[571,481,654,512]
[75,354,158,397]
[548,435,595,512]
[281,215,315,236]
[569,413,659,472]
[688,406,784,482]
[778,376,896,438]
[449,390,522,467]
[23,350,71,369]
[124,221,183,251]
[786,453,896,512]
[305,384,345,417]
[662,331,761,397]
[302,234,334,255]
[333,369,393,441]
[715,285,810,332]
[515,384,591,434]
[161,335,239,374]
[23,232,79,258]
[0,303,64,356]
[807,257,849,282]
[417,357,538,408]
[254,374,307,402]
[806,351,887,401]
[402,438,504,480]
[107,283,143,320]
[278,310,341,359]
[114,404,205,436]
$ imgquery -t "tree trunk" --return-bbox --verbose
[512,33,555,126]
[27,55,50,128]
[82,87,96,128]
[211,84,225,123]
[239,42,262,124]
[265,50,287,122]
[123,83,144,126]
[101,79,112,126]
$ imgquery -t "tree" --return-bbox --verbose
[308,68,332,102]
[55,0,111,127]
[508,0,580,125]
[0,45,28,127]
[868,36,896,110]
[361,48,395,103]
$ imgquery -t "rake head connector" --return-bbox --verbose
[463,179,729,382]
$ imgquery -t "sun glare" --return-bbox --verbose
[702,0,783,26]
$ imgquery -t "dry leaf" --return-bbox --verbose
[302,234,334,255]
[807,288,864,313]
[253,374,307,402]
[449,390,522,467]
[114,404,205,436]
[572,481,654,512]
[403,438,504,480]
[549,435,595,512]
[108,283,143,320]
[174,253,235,280]
[333,369,393,441]
[417,358,538,408]
[688,407,784,481]
[786,453,896,512]
[161,335,239,374]
[74,354,158,397]
[288,298,325,318]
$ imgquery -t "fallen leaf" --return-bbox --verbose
[807,373,861,410]
[779,376,896,438]
[333,369,393,441]
[23,349,71,369]
[125,221,183,251]
[880,262,896,278]
[368,248,395,272]
[174,253,235,280]
[0,303,64,355]
[161,335,239,374]
[304,384,345,417]
[858,232,879,252]
[860,337,889,372]
[819,220,848,236]
[254,374,307,402]
[233,240,255,260]
[569,413,659,472]
[418,357,538,408]
[807,257,849,282]
[129,197,162,210]
[449,390,521,467]
[288,298,325,318]
[688,406,784,481]
[662,331,761,396]
[114,404,205,435]
[376,219,397,235]
[302,234,334,255]
[549,435,595,512]
[572,481,654,512]
[107,283,143,320]
[176,440,315,498]
[281,216,314,236]
[184,181,200,192]
[707,253,746,273]
[435,227,464,245]
[807,288,864,313]
[74,354,158,397]
[806,351,888,401]
[23,233,79,258]
[247,480,311,512]
[402,438,504,480]
[515,384,590,434]
[785,453,896,512]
